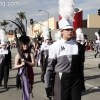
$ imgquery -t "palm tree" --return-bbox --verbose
[17,12,25,22]
[15,17,20,21]
[0,20,9,33]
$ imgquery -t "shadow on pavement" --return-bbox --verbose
[85,74,100,81]
[9,76,16,79]
[82,87,100,96]
[0,89,7,93]
[34,73,41,76]
[8,85,16,89]
[85,55,94,57]
[84,67,97,70]
[34,80,42,84]
[0,85,16,93]
[10,68,17,71]
[85,58,96,59]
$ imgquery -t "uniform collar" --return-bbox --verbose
[45,42,51,45]
[60,38,72,43]
[1,48,7,50]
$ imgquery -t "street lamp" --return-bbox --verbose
[38,10,49,29]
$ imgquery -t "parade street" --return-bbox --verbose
[0,48,100,100]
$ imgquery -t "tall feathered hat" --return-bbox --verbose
[0,29,7,45]
[95,32,100,40]
[42,26,50,41]
[76,28,84,40]
[7,16,30,44]
[58,0,75,30]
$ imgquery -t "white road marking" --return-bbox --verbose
[85,83,100,90]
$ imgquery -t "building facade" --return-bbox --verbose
[87,14,100,28]
[28,17,57,38]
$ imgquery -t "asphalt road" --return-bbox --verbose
[0,48,100,100]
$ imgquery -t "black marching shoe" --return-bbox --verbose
[4,86,9,91]
[94,55,96,58]
[4,88,9,91]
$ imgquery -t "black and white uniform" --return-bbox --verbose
[40,42,52,82]
[0,48,12,88]
[45,38,81,100]
[78,42,86,91]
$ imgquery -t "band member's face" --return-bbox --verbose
[61,29,73,40]
[45,39,50,44]
[2,45,7,49]
[23,44,28,50]
[82,40,85,43]
[77,40,81,43]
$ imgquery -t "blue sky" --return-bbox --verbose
[0,0,100,30]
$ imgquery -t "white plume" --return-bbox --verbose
[76,28,83,37]
[55,33,58,40]
[57,31,61,40]
[43,31,49,37]
[0,29,7,41]
[42,26,48,32]
[42,26,49,37]
[55,31,61,41]
[81,33,84,40]
[95,32,99,37]
[58,0,75,22]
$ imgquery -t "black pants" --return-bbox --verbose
[95,51,100,57]
[0,63,9,88]
[54,73,81,100]
[41,56,48,82]
[78,63,85,91]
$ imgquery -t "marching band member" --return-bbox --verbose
[14,36,35,100]
[94,32,100,58]
[76,28,86,92]
[9,17,35,100]
[0,29,12,90]
[40,26,52,81]
[40,35,52,83]
[45,0,82,100]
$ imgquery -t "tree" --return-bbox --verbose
[0,20,9,33]
[15,17,20,22]
[17,12,25,21]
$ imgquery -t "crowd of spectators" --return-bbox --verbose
[85,39,96,51]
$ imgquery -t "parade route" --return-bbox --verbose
[0,49,100,100]
[0,0,100,100]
